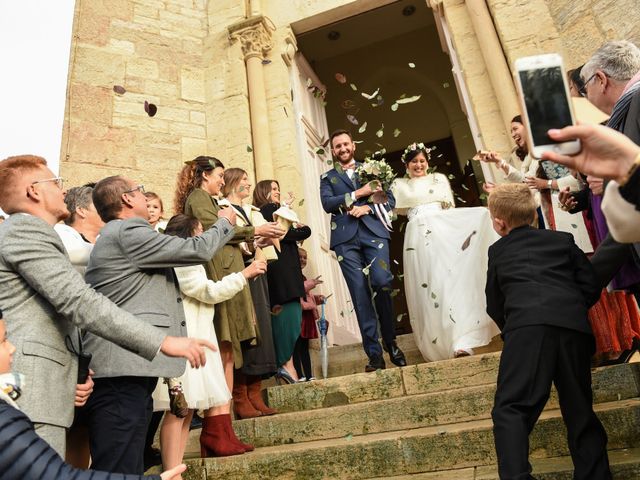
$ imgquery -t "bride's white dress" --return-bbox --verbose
[392,174,500,361]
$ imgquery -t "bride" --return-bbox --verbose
[392,142,500,361]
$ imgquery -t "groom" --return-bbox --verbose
[320,129,406,372]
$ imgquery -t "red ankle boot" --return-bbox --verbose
[223,414,255,452]
[199,414,245,457]
[247,375,277,416]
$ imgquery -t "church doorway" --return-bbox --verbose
[291,0,484,336]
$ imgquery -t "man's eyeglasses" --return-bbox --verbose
[31,177,64,190]
[579,72,600,96]
[124,184,145,195]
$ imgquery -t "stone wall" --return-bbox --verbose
[61,0,209,213]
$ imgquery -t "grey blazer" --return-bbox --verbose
[0,214,166,428]
[83,216,234,379]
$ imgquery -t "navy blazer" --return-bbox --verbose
[485,225,601,335]
[319,164,395,249]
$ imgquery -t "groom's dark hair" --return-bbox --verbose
[330,129,353,147]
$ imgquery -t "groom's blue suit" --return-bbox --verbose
[320,164,397,359]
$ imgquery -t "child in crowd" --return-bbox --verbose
[145,192,168,232]
[294,248,325,381]
[485,183,610,480]
[0,307,185,480]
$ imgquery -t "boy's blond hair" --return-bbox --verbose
[488,183,536,229]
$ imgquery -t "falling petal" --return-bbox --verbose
[431,292,437,299]
[246,145,253,152]
[353,140,364,144]
[396,313,406,322]
[358,121,368,134]
[406,247,415,251]
[449,314,456,323]
[361,87,380,100]
[434,302,439,308]
[330,177,338,184]
[307,78,313,87]
[335,73,347,84]
[326,160,333,165]
[432,337,438,344]
[113,85,126,95]
[395,95,421,104]
[462,184,469,190]
[337,255,344,262]
[393,128,401,138]
[345,193,354,208]
[421,283,428,288]
[391,103,399,112]
[393,260,399,265]
[350,83,357,91]
[345,433,353,441]
[347,114,359,125]
[144,101,157,117]
[408,62,416,68]
[315,146,325,155]
[262,59,271,65]
[376,124,384,138]
[331,222,337,230]
[298,199,305,206]
[378,259,388,271]
[390,289,400,298]
[571,224,577,229]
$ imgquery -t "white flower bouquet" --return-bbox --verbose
[355,156,396,204]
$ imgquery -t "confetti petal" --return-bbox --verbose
[376,124,384,138]
[315,146,325,155]
[298,199,305,206]
[461,231,477,251]
[113,85,126,95]
[421,283,428,288]
[358,121,368,134]
[349,83,358,91]
[246,145,253,152]
[335,73,347,84]
[331,221,337,230]
[391,103,399,112]
[393,128,401,138]
[395,95,421,104]
[408,62,416,68]
[347,114,359,125]
[361,88,380,100]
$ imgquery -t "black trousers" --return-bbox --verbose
[293,336,313,379]
[492,326,611,480]
[85,376,158,474]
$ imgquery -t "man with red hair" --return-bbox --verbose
[0,155,217,456]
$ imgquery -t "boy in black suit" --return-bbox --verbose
[486,183,611,480]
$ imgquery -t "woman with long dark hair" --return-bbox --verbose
[253,180,311,384]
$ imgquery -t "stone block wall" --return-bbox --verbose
[61,0,209,213]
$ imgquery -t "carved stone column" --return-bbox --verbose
[229,16,275,181]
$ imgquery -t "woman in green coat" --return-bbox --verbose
[173,157,283,425]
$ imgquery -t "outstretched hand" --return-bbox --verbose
[217,205,237,226]
[160,336,217,368]
[543,124,640,182]
[160,464,187,480]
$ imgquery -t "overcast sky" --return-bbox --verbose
[0,0,76,175]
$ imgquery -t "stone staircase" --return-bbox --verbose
[171,339,640,480]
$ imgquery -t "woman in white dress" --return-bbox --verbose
[152,214,267,472]
[391,143,500,361]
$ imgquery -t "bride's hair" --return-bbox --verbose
[401,142,432,163]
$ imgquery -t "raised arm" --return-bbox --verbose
[118,217,235,269]
[174,265,246,306]
[3,218,164,361]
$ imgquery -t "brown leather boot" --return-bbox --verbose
[223,414,255,452]
[199,415,245,457]
[246,375,277,416]
[233,371,263,419]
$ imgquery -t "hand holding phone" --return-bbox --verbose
[514,54,580,159]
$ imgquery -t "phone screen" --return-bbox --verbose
[519,66,572,146]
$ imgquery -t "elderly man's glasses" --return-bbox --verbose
[579,72,600,96]
[31,177,64,190]
[124,184,145,195]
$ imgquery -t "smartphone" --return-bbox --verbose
[514,54,580,158]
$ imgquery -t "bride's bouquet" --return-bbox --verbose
[355,156,396,204]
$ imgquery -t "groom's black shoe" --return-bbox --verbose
[385,341,407,367]
[365,354,386,372]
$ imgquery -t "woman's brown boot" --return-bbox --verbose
[247,375,277,415]
[199,415,245,457]
[232,371,263,419]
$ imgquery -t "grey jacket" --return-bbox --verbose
[83,216,234,378]
[0,214,166,428]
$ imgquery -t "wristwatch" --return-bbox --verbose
[547,179,553,189]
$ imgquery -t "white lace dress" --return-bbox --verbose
[392,175,500,361]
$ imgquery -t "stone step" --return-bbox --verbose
[231,363,640,448]
[266,352,639,414]
[180,399,640,480]
[368,447,640,479]
[308,333,502,379]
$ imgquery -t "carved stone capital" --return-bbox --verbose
[228,15,274,61]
